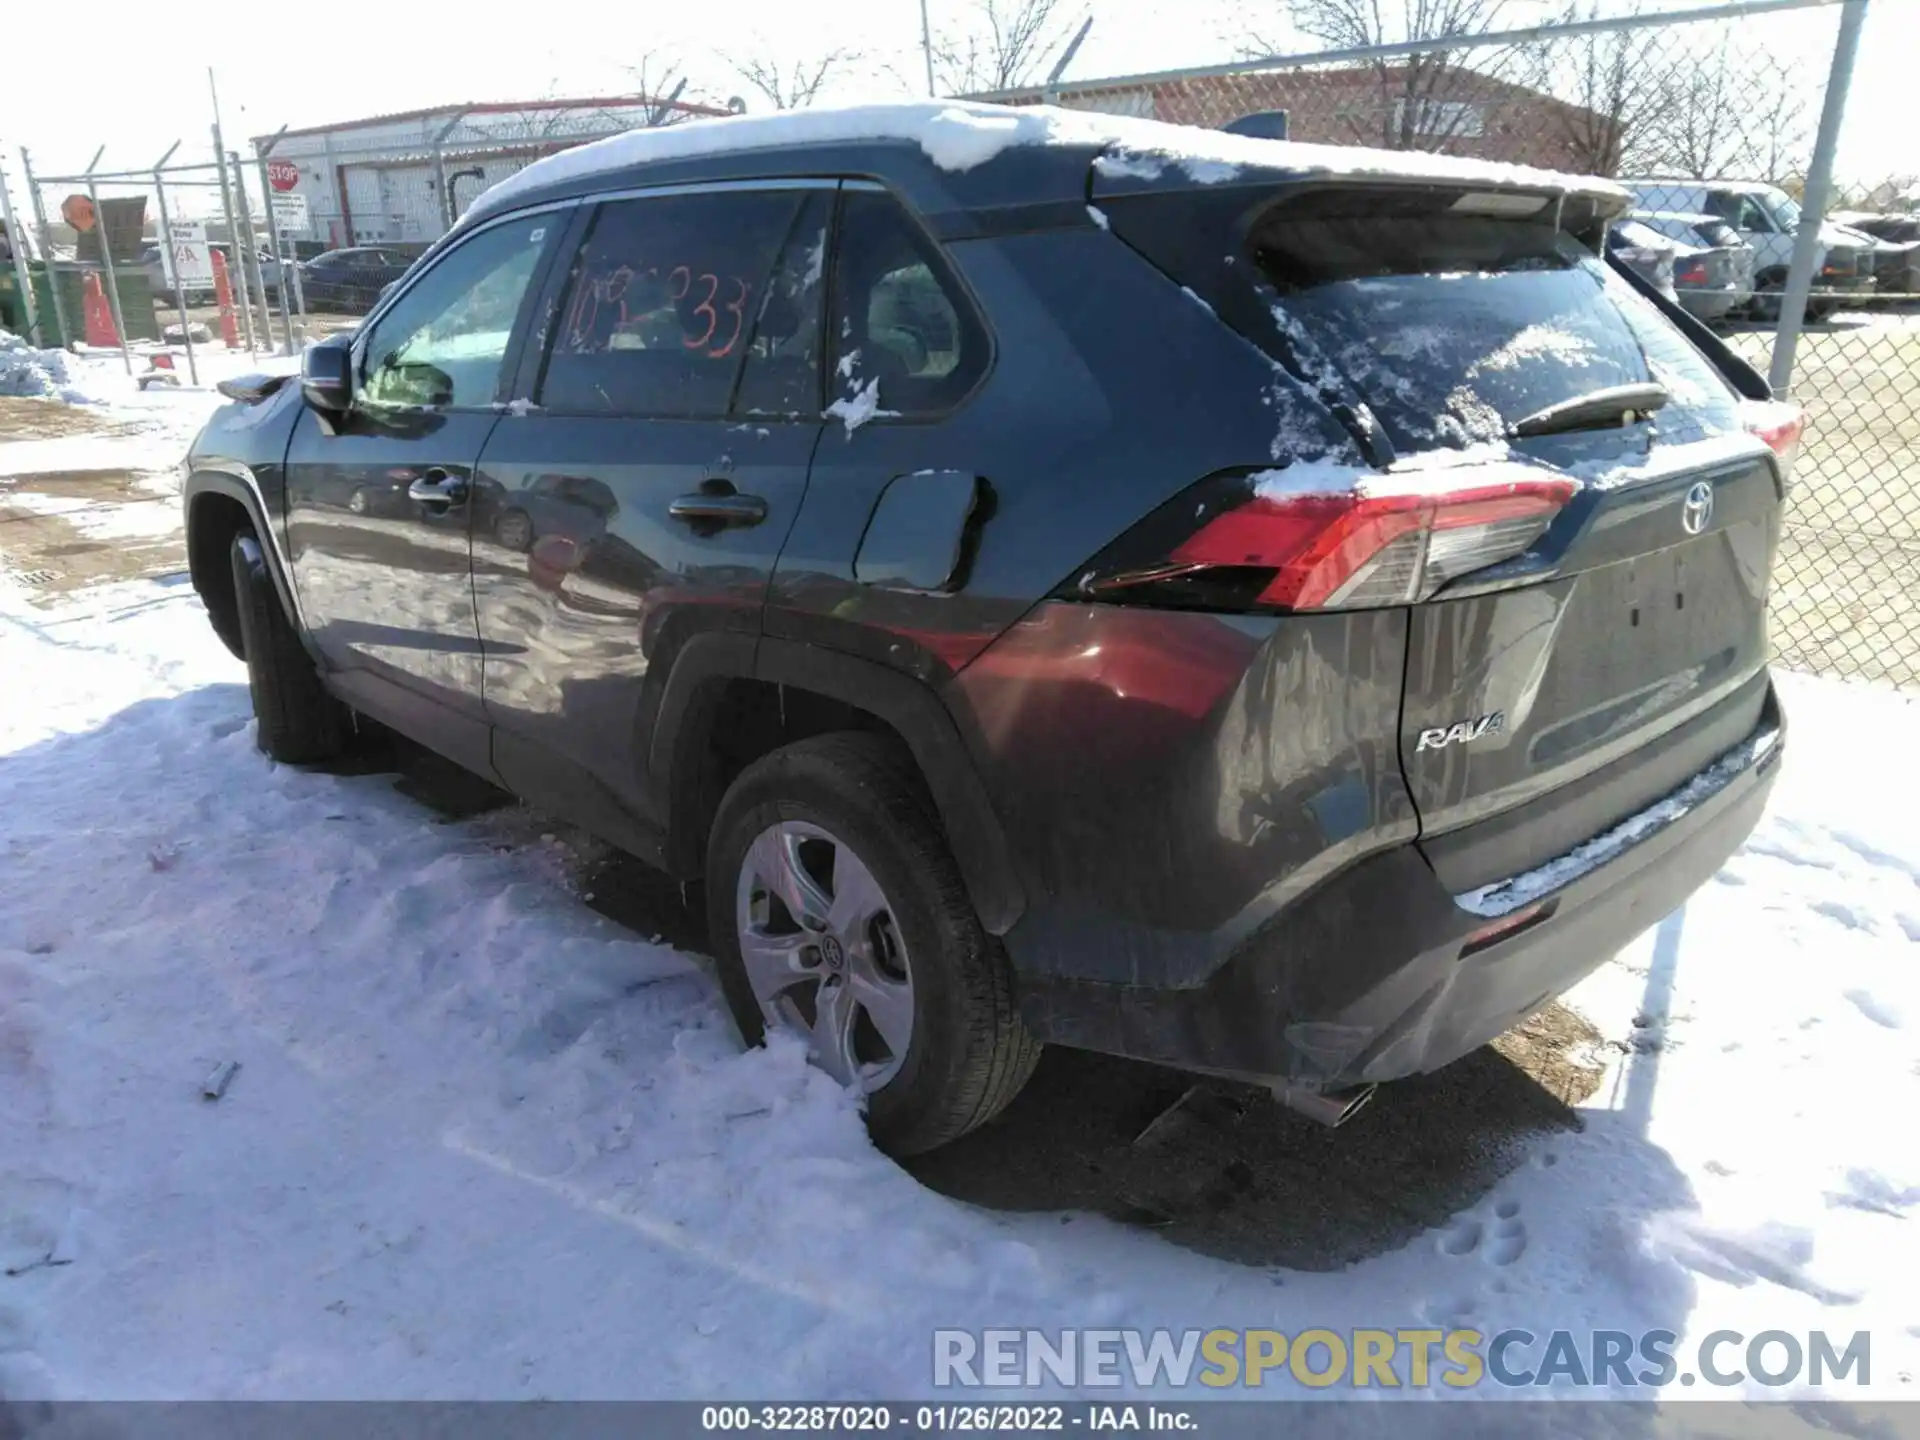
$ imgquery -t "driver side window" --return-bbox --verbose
[359,217,552,411]
[1735,197,1775,233]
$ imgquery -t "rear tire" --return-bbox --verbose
[706,732,1040,1155]
[229,532,349,764]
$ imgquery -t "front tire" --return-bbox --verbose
[707,732,1039,1155]
[229,532,349,764]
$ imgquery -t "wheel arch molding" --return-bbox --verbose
[647,634,1027,936]
[184,466,309,656]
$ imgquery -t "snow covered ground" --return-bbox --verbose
[1,373,1918,1414]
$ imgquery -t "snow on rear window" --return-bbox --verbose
[1249,195,1738,453]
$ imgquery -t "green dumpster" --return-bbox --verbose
[0,262,160,346]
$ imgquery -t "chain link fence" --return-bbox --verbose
[982,0,1917,690]
[251,95,727,332]
[5,2,1914,688]
[3,140,292,381]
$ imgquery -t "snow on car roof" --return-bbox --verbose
[469,100,1627,222]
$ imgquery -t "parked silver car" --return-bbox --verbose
[1635,212,1755,325]
[1607,218,1681,299]
[1624,178,1874,319]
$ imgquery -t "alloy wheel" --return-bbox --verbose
[735,820,914,1091]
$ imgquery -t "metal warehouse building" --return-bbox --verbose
[253,94,729,251]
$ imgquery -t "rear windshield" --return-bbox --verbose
[1248,189,1740,453]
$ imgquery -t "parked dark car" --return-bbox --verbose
[1835,211,1920,246]
[1831,221,1920,299]
[181,105,1795,1155]
[299,246,414,314]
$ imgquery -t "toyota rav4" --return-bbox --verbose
[182,103,1796,1154]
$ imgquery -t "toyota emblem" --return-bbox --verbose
[1681,481,1714,536]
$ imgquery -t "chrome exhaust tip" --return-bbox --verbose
[1271,1081,1378,1128]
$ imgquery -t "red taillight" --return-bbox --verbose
[1087,472,1575,612]
[1741,400,1805,482]
[1675,259,1708,285]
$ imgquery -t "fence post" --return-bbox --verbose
[431,114,464,231]
[83,166,134,374]
[211,135,257,353]
[19,150,74,350]
[1768,0,1869,398]
[230,150,275,353]
[255,152,295,354]
[150,161,200,386]
[0,157,41,346]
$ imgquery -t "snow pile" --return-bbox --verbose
[0,330,103,404]
[2,565,1918,1406]
[471,101,1627,224]
[2,382,1918,1406]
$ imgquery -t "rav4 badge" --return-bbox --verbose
[1416,712,1507,751]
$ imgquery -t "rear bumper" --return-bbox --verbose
[1015,687,1783,1091]
[1814,274,1875,297]
[1677,287,1742,322]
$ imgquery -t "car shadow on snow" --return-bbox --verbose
[904,1013,1605,1271]
[261,713,1682,1281]
[566,828,1618,1272]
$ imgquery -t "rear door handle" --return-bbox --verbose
[669,490,768,528]
[408,468,468,508]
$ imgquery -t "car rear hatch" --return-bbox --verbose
[1091,158,1787,892]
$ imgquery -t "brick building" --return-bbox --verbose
[1001,63,1612,174]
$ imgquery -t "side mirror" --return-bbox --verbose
[301,335,353,413]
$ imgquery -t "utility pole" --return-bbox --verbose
[209,69,260,352]
[920,0,937,96]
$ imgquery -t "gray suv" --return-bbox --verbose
[182,106,1793,1153]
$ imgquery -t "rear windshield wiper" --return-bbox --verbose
[1509,382,1670,439]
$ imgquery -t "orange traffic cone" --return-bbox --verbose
[210,248,241,349]
[82,271,120,348]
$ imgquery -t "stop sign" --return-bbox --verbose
[266,159,299,192]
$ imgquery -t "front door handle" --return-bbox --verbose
[408,469,468,508]
[669,489,768,528]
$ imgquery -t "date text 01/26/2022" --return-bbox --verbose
[699,1404,1198,1431]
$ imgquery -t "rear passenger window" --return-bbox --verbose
[827,190,987,419]
[732,192,832,418]
[538,190,804,419]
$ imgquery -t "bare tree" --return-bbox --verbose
[620,50,714,126]
[1637,33,1751,179]
[730,48,856,111]
[1740,72,1812,187]
[1522,2,1666,177]
[935,0,1083,95]
[1242,0,1518,152]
